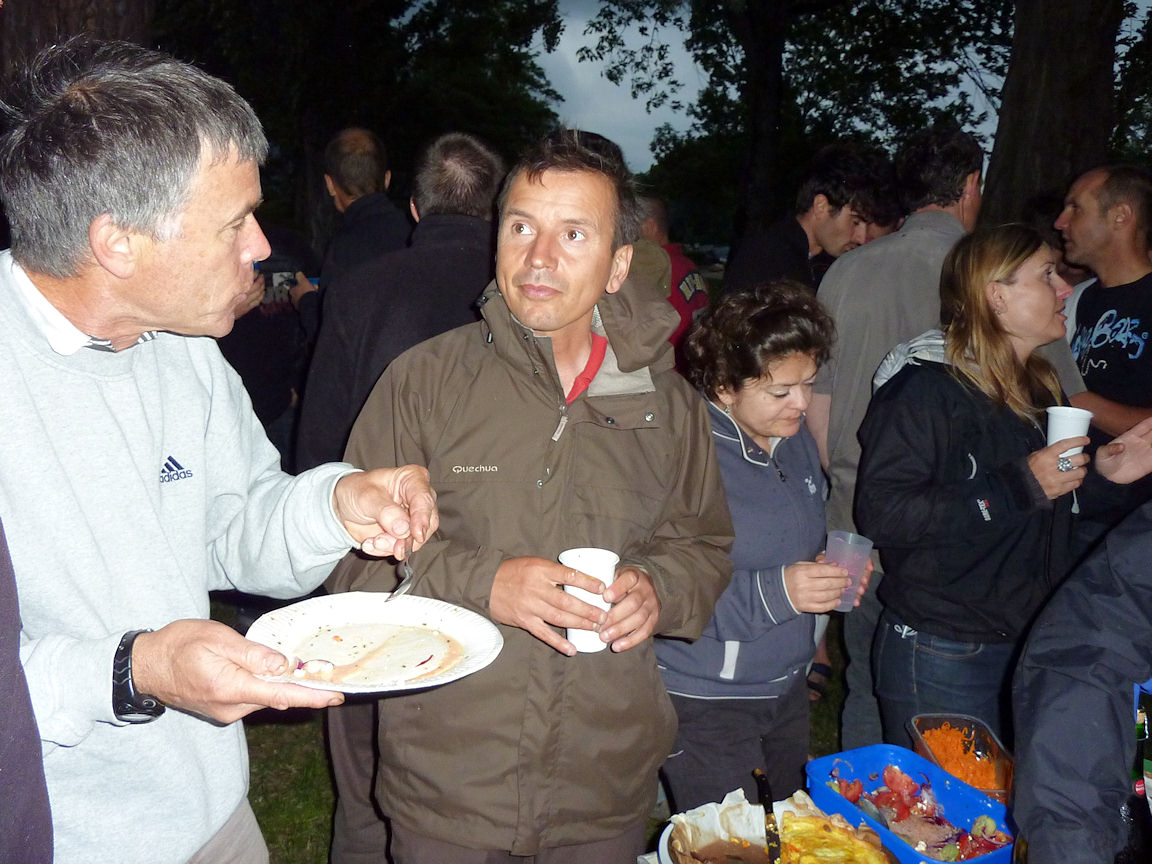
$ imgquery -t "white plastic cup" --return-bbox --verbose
[826,531,873,613]
[1046,406,1093,457]
[559,547,619,653]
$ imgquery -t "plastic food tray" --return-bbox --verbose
[910,713,1013,804]
[806,744,1013,864]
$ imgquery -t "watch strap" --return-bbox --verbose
[112,629,165,723]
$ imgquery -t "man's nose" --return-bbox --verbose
[247,215,272,263]
[1054,209,1070,232]
[529,234,557,269]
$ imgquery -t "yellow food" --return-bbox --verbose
[779,813,890,864]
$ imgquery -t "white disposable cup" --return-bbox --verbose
[1046,406,1093,457]
[559,547,619,653]
[826,531,873,613]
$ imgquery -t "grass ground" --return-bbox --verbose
[241,615,847,864]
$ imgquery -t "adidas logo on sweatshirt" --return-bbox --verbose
[160,456,194,483]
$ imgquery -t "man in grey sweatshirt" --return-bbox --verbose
[0,36,437,864]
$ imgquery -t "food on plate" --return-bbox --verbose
[831,764,1011,860]
[777,790,890,864]
[919,722,999,789]
[287,622,463,685]
[778,812,889,864]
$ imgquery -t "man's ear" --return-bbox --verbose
[1111,200,1134,229]
[811,194,831,219]
[409,198,420,223]
[963,171,982,202]
[604,243,634,295]
[383,169,392,191]
[89,214,145,280]
[324,174,337,199]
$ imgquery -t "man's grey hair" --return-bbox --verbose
[412,133,505,220]
[0,35,268,278]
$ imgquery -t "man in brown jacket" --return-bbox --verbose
[328,129,733,862]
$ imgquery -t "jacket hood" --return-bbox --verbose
[598,238,678,373]
[479,238,678,374]
[873,328,947,392]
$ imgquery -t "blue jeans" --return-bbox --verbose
[872,609,1018,750]
[841,570,885,750]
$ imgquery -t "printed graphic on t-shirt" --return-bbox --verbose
[677,271,708,304]
[1071,308,1149,376]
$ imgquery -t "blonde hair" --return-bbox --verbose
[939,224,1062,420]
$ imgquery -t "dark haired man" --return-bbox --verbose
[723,142,886,294]
[806,126,984,751]
[1060,166,1152,434]
[298,132,505,864]
[293,127,412,336]
[0,37,436,863]
[1058,165,1152,550]
[297,132,504,472]
[328,129,733,863]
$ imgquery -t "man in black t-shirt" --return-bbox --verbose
[1058,165,1152,545]
[1059,166,1152,436]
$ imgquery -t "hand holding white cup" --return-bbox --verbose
[559,547,619,653]
[1046,406,1093,457]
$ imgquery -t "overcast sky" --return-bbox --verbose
[537,1,703,172]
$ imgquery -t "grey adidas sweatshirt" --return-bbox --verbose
[0,251,357,863]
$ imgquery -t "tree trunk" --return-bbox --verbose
[981,0,1123,226]
[0,0,154,84]
[725,2,790,235]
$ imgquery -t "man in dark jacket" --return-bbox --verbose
[1014,480,1152,863]
[327,129,733,863]
[299,132,504,864]
[1,519,53,863]
[294,127,411,340]
[723,143,889,294]
[297,133,502,473]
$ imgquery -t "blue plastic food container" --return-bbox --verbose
[806,744,1013,864]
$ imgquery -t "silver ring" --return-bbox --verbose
[1057,456,1073,472]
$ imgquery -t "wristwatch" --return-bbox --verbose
[112,629,165,723]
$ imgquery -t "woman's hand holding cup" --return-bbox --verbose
[1029,437,1089,499]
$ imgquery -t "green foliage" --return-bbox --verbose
[152,0,563,234]
[785,0,1013,149]
[582,0,1015,240]
[1114,4,1152,161]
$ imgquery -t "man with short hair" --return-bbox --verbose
[299,132,505,864]
[297,132,504,472]
[293,127,412,335]
[806,127,984,750]
[639,194,709,370]
[1057,165,1152,550]
[0,37,436,864]
[723,142,884,294]
[329,129,733,862]
[1060,165,1152,436]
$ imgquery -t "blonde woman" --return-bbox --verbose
[855,224,1152,749]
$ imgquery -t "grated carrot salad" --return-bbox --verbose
[922,723,999,789]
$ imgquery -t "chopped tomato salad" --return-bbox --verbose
[829,763,1011,861]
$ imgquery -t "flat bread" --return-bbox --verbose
[288,622,463,685]
[779,812,890,864]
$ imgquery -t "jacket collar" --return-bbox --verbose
[476,238,677,398]
[706,399,786,467]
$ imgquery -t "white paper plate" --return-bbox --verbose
[245,591,503,694]
[656,822,674,864]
